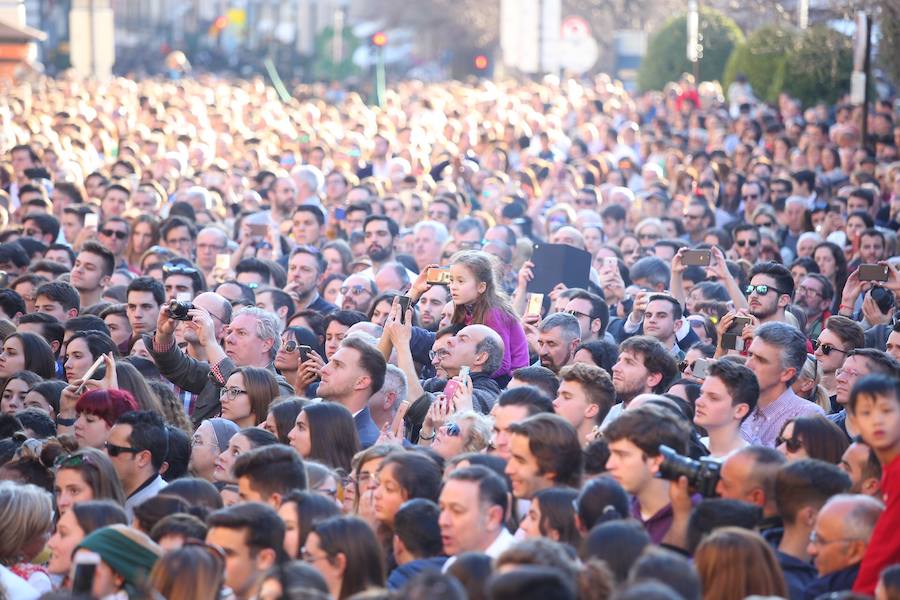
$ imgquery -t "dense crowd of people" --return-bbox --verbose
[0,70,898,600]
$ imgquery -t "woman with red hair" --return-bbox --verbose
[73,389,139,449]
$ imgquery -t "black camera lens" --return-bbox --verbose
[657,445,721,498]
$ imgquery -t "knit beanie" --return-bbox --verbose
[208,417,240,453]
[77,524,162,588]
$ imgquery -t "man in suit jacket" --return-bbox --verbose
[317,335,387,448]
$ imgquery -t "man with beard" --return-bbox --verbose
[732,224,762,264]
[286,247,336,314]
[340,273,377,314]
[268,176,298,227]
[537,313,581,374]
[417,285,450,332]
[602,336,678,427]
[794,274,834,338]
[746,262,795,324]
[359,216,416,281]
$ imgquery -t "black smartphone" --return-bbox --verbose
[722,317,751,351]
[398,296,411,324]
[298,345,311,363]
[71,551,100,594]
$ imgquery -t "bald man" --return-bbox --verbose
[425,324,505,413]
[805,494,883,598]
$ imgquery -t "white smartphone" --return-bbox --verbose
[76,356,105,394]
[84,213,99,229]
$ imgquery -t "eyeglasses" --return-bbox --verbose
[457,240,483,250]
[796,285,822,297]
[575,198,597,207]
[638,233,659,241]
[340,285,371,296]
[54,453,94,469]
[283,340,298,353]
[736,239,759,247]
[105,442,143,457]
[565,309,592,320]
[742,194,759,200]
[442,423,461,437]
[775,435,803,453]
[745,284,786,296]
[684,214,703,220]
[679,360,696,373]
[756,220,775,228]
[835,367,863,378]
[429,349,450,361]
[300,547,331,563]
[220,386,247,400]
[190,436,218,448]
[163,262,199,276]
[812,340,848,356]
[101,229,128,240]
[808,531,864,547]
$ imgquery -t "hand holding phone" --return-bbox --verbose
[426,267,451,286]
[76,356,106,394]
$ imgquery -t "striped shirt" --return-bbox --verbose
[740,387,825,447]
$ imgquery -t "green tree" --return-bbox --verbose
[781,26,853,106]
[637,7,744,91]
[723,26,796,104]
[311,26,361,81]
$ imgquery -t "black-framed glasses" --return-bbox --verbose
[775,435,803,453]
[100,229,128,240]
[745,284,786,296]
[565,309,592,320]
[105,442,143,457]
[678,360,695,373]
[812,340,848,356]
[220,387,247,400]
[429,349,450,361]
[283,340,298,353]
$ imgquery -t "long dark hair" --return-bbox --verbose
[533,487,581,547]
[312,516,385,600]
[72,500,128,533]
[280,490,341,559]
[813,241,847,310]
[268,397,307,444]
[303,403,360,472]
[4,333,56,379]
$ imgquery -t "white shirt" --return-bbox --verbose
[0,565,39,600]
[124,474,168,521]
[443,528,517,572]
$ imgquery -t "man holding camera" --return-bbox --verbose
[148,299,293,425]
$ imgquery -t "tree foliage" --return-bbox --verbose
[638,7,745,92]
[781,26,853,107]
[722,26,797,104]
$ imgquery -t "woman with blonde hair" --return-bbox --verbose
[694,527,787,600]
[792,353,832,412]
[148,543,225,600]
[0,481,55,593]
[427,410,492,460]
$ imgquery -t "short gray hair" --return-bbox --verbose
[291,165,324,194]
[823,493,883,540]
[370,364,408,418]
[475,334,504,375]
[235,306,281,359]
[539,312,581,343]
[414,220,450,244]
[755,322,807,385]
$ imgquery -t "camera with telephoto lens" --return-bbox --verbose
[167,299,194,321]
[657,444,721,498]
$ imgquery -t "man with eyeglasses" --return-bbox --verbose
[745,262,795,324]
[794,274,834,338]
[682,200,713,245]
[804,494,882,598]
[738,180,766,224]
[732,224,762,264]
[829,348,900,440]
[160,215,196,260]
[339,274,377,314]
[815,316,865,402]
[195,227,229,281]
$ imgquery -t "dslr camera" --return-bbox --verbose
[657,444,721,498]
[166,299,194,321]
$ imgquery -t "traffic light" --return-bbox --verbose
[370,31,388,47]
[210,15,227,36]
[474,54,489,71]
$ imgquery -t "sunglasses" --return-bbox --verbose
[745,284,786,296]
[812,340,848,356]
[775,435,803,453]
[105,442,143,457]
[101,229,128,240]
[163,262,199,276]
[443,423,461,437]
[284,340,298,352]
[736,239,759,247]
[54,452,95,469]
[678,360,696,373]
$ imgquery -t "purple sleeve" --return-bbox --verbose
[487,309,530,377]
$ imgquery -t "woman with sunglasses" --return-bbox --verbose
[274,326,320,391]
[219,366,280,429]
[776,415,849,464]
[427,410,493,460]
[54,448,126,514]
[288,402,360,473]
[792,354,832,413]
[47,500,128,588]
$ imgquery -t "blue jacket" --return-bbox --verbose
[776,550,817,600]
[386,557,447,590]
[354,406,380,449]
[802,563,859,600]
